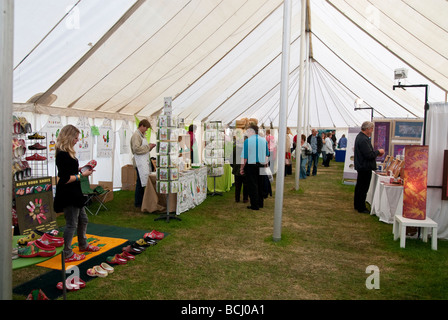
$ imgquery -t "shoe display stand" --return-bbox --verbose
[154,97,181,222]
[24,132,49,178]
[12,129,57,235]
[204,121,224,196]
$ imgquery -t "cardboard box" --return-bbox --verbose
[121,164,136,190]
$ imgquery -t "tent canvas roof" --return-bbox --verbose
[13,0,448,128]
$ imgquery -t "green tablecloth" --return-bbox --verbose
[207,163,234,193]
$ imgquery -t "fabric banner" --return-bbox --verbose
[118,120,131,154]
[40,115,63,162]
[97,119,113,158]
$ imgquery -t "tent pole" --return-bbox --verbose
[295,0,307,191]
[303,30,311,155]
[0,0,14,300]
[273,0,292,242]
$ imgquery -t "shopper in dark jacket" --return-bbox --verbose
[354,121,384,213]
[306,129,323,176]
[54,125,100,262]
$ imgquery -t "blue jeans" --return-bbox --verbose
[306,152,320,176]
[300,155,307,179]
[63,206,88,258]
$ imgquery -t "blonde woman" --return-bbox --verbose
[54,125,99,262]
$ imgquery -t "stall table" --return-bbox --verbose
[207,163,234,193]
[142,167,207,215]
[367,172,403,224]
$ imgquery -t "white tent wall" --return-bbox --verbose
[426,102,448,239]
[13,0,448,129]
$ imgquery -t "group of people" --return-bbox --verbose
[53,119,380,262]
[292,128,341,179]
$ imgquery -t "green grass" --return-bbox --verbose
[13,161,448,300]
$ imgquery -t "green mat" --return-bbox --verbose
[13,235,63,270]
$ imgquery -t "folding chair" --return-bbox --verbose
[80,176,111,215]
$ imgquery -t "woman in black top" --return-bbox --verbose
[54,125,99,262]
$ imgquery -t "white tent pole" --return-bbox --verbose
[0,0,14,300]
[304,32,311,135]
[295,0,307,191]
[273,0,292,242]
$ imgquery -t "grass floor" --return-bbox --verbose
[13,161,448,300]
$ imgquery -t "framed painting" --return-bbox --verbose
[403,146,429,220]
[373,121,391,161]
[443,150,448,200]
[393,120,424,140]
[391,143,420,158]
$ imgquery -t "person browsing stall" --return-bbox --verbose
[240,124,269,211]
[130,119,156,208]
[54,125,100,262]
[354,121,384,213]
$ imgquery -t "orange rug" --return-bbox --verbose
[36,234,127,270]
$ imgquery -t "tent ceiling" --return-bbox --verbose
[13,0,448,128]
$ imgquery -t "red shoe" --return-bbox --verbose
[79,159,97,173]
[119,251,135,261]
[79,244,100,252]
[18,239,56,258]
[106,254,127,265]
[144,230,165,240]
[65,253,86,263]
[28,143,47,150]
[56,277,85,291]
[25,153,47,161]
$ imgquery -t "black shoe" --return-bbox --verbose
[247,206,259,210]
[358,209,370,214]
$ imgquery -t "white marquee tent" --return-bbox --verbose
[1,0,448,298]
[12,0,448,128]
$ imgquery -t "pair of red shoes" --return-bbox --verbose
[106,251,135,265]
[56,277,86,291]
[18,239,56,258]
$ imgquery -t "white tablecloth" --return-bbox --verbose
[367,172,403,224]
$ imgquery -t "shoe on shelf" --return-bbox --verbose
[18,240,56,258]
[17,231,40,246]
[38,233,64,247]
[25,154,47,161]
[28,143,47,150]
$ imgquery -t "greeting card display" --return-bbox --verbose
[156,98,180,194]
[204,121,225,177]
